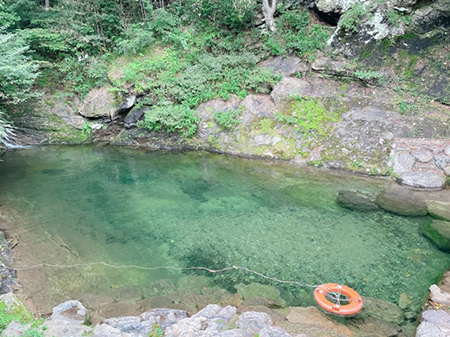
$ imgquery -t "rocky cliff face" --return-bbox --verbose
[7,0,450,189]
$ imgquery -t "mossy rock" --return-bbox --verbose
[420,219,450,252]
[427,200,450,222]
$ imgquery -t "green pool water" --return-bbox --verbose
[0,146,448,320]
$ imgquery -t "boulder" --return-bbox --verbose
[434,155,450,169]
[51,300,88,323]
[412,150,433,163]
[427,200,450,221]
[429,285,450,306]
[416,309,450,337]
[117,95,136,114]
[444,166,450,177]
[235,311,273,335]
[398,171,446,189]
[375,185,428,216]
[44,320,93,337]
[124,107,147,127]
[259,56,308,77]
[445,145,450,156]
[139,308,187,330]
[79,87,117,119]
[92,324,132,337]
[336,190,378,212]
[392,152,416,175]
[420,219,450,252]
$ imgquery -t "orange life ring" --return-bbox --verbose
[314,283,363,316]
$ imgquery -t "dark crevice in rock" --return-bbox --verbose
[312,5,341,26]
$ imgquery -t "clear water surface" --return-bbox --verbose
[0,146,448,319]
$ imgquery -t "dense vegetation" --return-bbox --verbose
[0,0,330,139]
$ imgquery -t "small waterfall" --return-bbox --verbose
[1,139,33,149]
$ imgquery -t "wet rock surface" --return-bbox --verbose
[375,184,428,216]
[336,190,378,212]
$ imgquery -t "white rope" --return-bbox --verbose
[11,262,321,288]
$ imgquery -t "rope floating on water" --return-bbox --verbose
[11,262,320,288]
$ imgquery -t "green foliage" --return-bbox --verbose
[176,0,256,31]
[398,101,415,114]
[354,70,385,84]
[0,301,44,336]
[275,96,339,136]
[113,48,280,108]
[339,3,366,33]
[149,323,164,337]
[213,108,243,129]
[263,9,329,58]
[139,103,199,137]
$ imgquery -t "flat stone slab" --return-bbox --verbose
[427,200,450,221]
[398,171,446,189]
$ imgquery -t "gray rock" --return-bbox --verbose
[259,56,308,77]
[421,309,450,329]
[51,300,88,323]
[1,322,32,337]
[375,185,428,216]
[392,152,416,175]
[259,326,292,337]
[219,330,246,337]
[117,95,137,114]
[445,146,450,156]
[398,171,446,189]
[444,166,450,177]
[235,312,273,336]
[270,78,313,109]
[336,190,378,212]
[44,319,93,337]
[125,107,147,127]
[415,321,448,337]
[412,150,434,163]
[78,87,117,119]
[93,324,132,337]
[139,308,187,330]
[103,316,152,336]
[435,155,450,169]
[164,316,206,337]
[428,286,450,307]
[193,304,236,323]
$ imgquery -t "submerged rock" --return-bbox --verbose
[235,283,286,308]
[427,200,450,221]
[358,297,405,326]
[420,219,450,252]
[375,184,428,216]
[336,190,378,212]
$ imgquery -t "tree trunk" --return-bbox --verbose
[45,0,50,11]
[262,0,276,32]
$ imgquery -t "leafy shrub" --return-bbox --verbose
[339,3,366,33]
[140,103,199,137]
[213,107,242,129]
[263,9,329,58]
[116,24,154,54]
